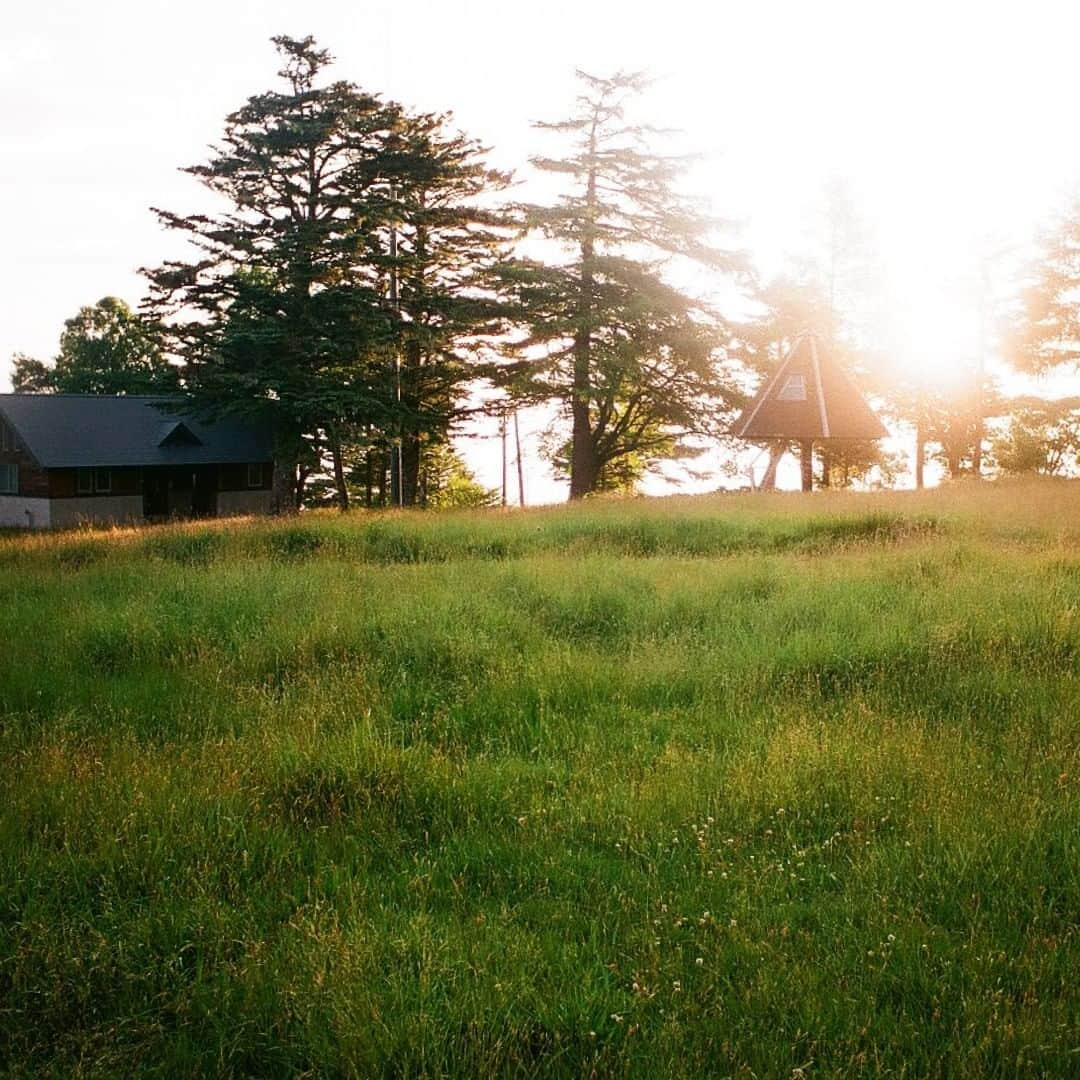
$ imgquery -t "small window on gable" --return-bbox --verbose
[247,463,263,488]
[777,373,807,402]
[0,424,9,452]
[94,468,112,494]
[0,463,17,494]
[77,468,93,495]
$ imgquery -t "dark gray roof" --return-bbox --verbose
[0,394,273,468]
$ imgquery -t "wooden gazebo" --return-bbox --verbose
[732,332,887,491]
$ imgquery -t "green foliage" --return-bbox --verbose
[1008,194,1080,373]
[9,352,52,393]
[10,297,178,395]
[0,480,1077,1075]
[817,438,906,489]
[420,442,499,509]
[992,397,1080,476]
[145,36,404,508]
[498,71,745,498]
[145,36,513,512]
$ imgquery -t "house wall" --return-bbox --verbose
[49,496,144,528]
[0,496,51,529]
[49,467,141,498]
[217,489,273,517]
[0,415,49,497]
[219,462,272,491]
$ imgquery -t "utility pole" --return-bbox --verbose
[972,260,989,479]
[388,186,404,507]
[500,411,507,507]
[513,409,525,508]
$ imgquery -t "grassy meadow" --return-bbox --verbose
[0,479,1077,1076]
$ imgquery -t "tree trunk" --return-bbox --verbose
[401,433,421,507]
[329,430,349,512]
[271,460,298,515]
[759,443,784,490]
[376,451,387,507]
[915,424,925,490]
[818,445,831,488]
[569,385,597,498]
[514,409,526,507]
[569,143,599,501]
[800,440,814,493]
[295,466,309,510]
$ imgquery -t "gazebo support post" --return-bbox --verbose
[800,439,814,493]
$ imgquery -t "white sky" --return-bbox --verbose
[3,0,1080,500]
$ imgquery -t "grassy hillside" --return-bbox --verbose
[1,480,1077,1076]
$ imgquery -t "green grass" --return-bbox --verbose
[0,479,1077,1076]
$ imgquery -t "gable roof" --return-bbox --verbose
[731,332,888,441]
[0,395,273,468]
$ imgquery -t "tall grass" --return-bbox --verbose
[1,479,1077,1076]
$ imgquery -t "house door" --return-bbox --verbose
[192,466,218,517]
[144,470,169,519]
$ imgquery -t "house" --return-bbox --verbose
[731,331,887,491]
[0,394,274,528]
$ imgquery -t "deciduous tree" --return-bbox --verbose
[10,298,177,395]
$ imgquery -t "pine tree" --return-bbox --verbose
[1009,196,1080,373]
[500,71,744,498]
[145,36,513,513]
[145,36,411,512]
[382,110,515,505]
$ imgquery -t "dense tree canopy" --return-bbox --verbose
[11,297,177,396]
[145,35,512,511]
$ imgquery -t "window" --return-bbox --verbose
[247,463,264,488]
[94,468,112,494]
[75,468,93,494]
[777,374,807,402]
[0,464,17,494]
[0,424,11,452]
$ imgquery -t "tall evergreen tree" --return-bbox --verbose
[145,36,409,512]
[500,71,744,498]
[382,110,515,506]
[1009,196,1080,373]
[145,35,513,513]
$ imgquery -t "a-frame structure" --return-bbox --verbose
[732,332,887,491]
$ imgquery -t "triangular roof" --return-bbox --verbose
[157,419,203,447]
[0,395,273,468]
[731,332,887,441]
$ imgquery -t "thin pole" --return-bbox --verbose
[388,186,404,507]
[500,412,507,507]
[973,261,988,478]
[513,409,525,508]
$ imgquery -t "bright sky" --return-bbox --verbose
[3,0,1080,499]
